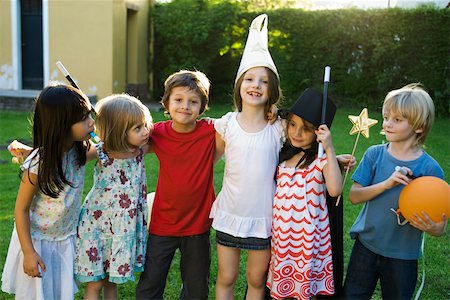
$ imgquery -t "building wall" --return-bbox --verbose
[0,1,14,89]
[0,0,149,102]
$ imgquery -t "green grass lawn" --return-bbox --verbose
[0,104,449,299]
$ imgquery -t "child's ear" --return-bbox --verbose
[415,128,424,134]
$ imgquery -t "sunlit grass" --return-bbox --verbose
[0,104,448,299]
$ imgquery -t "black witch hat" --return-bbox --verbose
[289,88,336,128]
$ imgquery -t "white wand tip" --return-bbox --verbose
[56,61,69,77]
[324,66,331,82]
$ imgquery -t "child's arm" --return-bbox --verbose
[349,167,412,204]
[213,132,225,164]
[86,140,99,161]
[14,171,46,277]
[317,125,342,197]
[409,212,447,237]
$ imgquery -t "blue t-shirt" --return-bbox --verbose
[350,143,444,260]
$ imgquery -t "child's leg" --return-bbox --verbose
[343,239,378,299]
[179,230,211,299]
[216,244,241,299]
[83,280,104,300]
[135,234,179,299]
[245,249,271,300]
[378,256,418,300]
[103,280,117,300]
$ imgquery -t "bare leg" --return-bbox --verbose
[83,280,104,300]
[103,279,117,300]
[215,244,241,300]
[245,249,271,300]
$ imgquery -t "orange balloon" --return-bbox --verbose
[398,176,450,223]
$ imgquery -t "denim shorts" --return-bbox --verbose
[215,230,270,250]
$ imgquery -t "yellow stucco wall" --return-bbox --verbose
[49,1,115,99]
[0,0,148,100]
[0,1,14,89]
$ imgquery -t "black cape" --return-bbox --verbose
[245,192,344,299]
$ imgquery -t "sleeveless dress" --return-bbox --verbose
[1,148,83,300]
[75,144,148,284]
[267,157,334,299]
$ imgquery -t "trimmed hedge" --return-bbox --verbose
[151,1,449,116]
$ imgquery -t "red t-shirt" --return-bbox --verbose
[149,120,215,236]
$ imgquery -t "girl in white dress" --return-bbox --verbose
[267,88,342,299]
[1,83,96,300]
[211,14,285,299]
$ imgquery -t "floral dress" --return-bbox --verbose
[267,157,334,299]
[75,145,148,284]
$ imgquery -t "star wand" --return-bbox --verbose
[335,108,378,206]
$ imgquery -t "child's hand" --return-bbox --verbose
[202,117,216,125]
[8,140,32,164]
[337,154,356,172]
[409,212,447,237]
[267,105,278,124]
[315,125,334,152]
[383,167,413,189]
[23,251,46,277]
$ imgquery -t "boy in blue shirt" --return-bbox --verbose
[343,83,447,299]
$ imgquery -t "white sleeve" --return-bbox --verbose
[214,111,234,139]
[20,148,40,175]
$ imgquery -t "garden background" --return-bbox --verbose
[1,0,449,299]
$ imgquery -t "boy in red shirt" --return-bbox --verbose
[136,70,216,299]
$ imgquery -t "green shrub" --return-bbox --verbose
[151,1,449,116]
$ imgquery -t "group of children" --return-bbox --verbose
[1,13,447,300]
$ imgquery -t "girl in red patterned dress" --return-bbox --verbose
[267,88,343,299]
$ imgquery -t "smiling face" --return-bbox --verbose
[287,114,317,149]
[167,86,202,132]
[239,67,270,109]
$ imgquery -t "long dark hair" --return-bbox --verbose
[29,83,91,198]
[278,109,318,169]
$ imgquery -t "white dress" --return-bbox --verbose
[1,148,83,300]
[210,112,284,238]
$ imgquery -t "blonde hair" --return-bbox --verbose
[382,83,435,146]
[95,94,153,152]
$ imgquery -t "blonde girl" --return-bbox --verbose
[74,94,152,300]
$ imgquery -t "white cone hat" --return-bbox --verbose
[235,14,279,83]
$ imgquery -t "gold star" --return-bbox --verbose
[348,108,378,138]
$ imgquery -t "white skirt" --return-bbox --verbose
[1,227,78,300]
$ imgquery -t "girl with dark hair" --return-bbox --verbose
[267,89,343,299]
[1,83,95,299]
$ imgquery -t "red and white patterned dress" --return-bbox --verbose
[267,156,334,299]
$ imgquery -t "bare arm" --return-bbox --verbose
[14,171,46,277]
[213,132,225,164]
[349,167,413,204]
[86,140,98,161]
[317,125,342,197]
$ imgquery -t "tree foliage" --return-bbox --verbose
[151,1,449,116]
